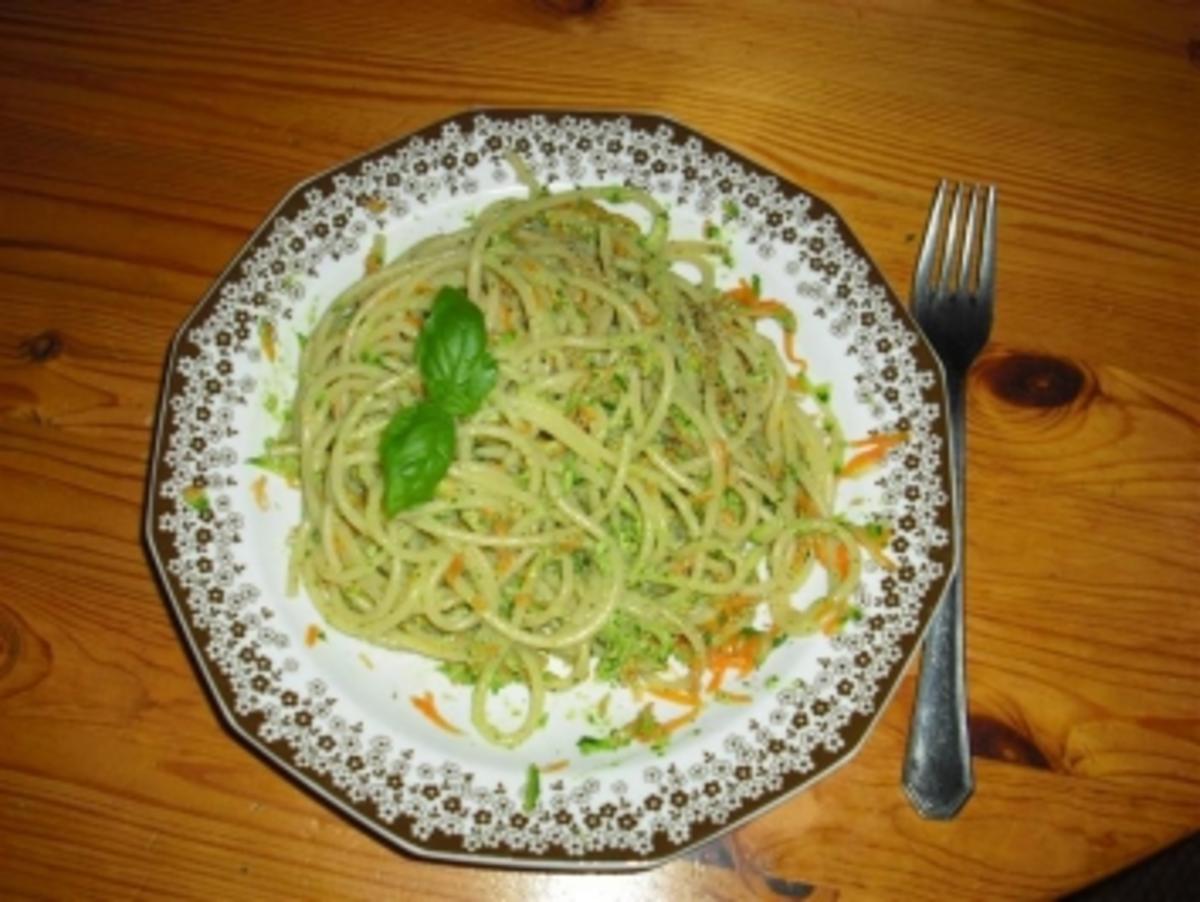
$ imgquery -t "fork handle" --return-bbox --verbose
[902,374,974,818]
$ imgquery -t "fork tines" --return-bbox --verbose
[913,181,998,306]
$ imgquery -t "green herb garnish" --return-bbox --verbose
[378,286,498,517]
[378,401,456,516]
[415,286,498,417]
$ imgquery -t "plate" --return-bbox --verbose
[146,110,954,869]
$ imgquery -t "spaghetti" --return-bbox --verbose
[266,164,887,748]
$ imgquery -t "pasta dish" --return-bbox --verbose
[259,162,898,750]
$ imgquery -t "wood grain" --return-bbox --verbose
[2,0,1198,898]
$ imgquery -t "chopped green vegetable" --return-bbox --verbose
[722,200,740,223]
[438,661,477,686]
[248,452,299,483]
[751,273,762,297]
[592,610,674,683]
[522,764,541,811]
[181,486,210,514]
[578,732,632,755]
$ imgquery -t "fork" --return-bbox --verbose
[901,181,997,819]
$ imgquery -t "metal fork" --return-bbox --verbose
[901,181,997,819]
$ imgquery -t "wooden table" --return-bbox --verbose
[2,1,1197,898]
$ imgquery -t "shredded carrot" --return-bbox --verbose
[718,594,755,617]
[444,553,465,586]
[744,299,792,320]
[782,330,806,367]
[363,196,388,214]
[660,708,700,735]
[539,759,569,774]
[716,690,752,704]
[813,538,832,573]
[410,691,463,735]
[404,312,422,329]
[707,665,729,694]
[841,446,888,479]
[647,687,700,707]
[820,612,843,637]
[709,652,756,675]
[496,549,515,577]
[259,321,277,362]
[843,431,909,477]
[707,635,759,691]
[835,543,852,581]
[725,280,793,319]
[724,279,758,306]
[813,538,851,581]
[304,624,324,647]
[250,475,269,511]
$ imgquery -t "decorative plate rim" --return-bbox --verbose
[144,108,956,871]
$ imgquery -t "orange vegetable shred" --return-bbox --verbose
[444,554,465,586]
[250,475,269,511]
[841,431,908,479]
[411,691,463,735]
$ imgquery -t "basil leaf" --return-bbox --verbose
[416,286,496,416]
[378,402,456,516]
[453,351,498,414]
